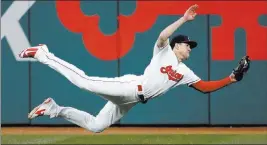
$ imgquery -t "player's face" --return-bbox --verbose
[174,43,191,60]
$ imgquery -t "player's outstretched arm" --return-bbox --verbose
[191,77,233,94]
[157,4,198,48]
[191,56,250,94]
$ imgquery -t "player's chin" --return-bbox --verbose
[185,54,190,60]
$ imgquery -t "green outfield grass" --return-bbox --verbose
[2,134,267,144]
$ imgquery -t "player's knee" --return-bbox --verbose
[88,122,109,133]
[90,127,104,133]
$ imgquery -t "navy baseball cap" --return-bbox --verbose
[170,35,197,49]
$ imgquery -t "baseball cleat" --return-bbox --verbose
[28,97,56,119]
[19,44,49,58]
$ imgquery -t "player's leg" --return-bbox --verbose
[28,97,136,133]
[19,44,93,90]
[19,45,139,105]
[59,101,135,133]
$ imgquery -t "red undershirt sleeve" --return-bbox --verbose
[191,77,232,93]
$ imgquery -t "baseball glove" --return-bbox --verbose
[232,56,250,81]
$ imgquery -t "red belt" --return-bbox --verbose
[137,85,143,92]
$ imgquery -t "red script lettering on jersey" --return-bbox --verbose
[160,65,183,82]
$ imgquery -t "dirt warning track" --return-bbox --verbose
[2,127,267,135]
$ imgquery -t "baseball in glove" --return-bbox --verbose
[232,56,250,81]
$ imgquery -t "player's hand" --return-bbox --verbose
[229,56,250,83]
[183,4,198,21]
[229,73,237,82]
[233,56,250,81]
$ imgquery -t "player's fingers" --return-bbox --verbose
[187,4,198,15]
[190,4,198,11]
[192,5,199,11]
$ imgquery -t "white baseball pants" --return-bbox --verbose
[35,48,141,133]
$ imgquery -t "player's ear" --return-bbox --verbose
[175,43,180,50]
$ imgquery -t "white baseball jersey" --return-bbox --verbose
[140,39,201,99]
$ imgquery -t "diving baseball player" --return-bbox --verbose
[19,4,250,133]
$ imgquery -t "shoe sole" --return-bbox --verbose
[19,45,48,58]
[28,105,41,119]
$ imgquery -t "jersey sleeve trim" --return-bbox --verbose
[187,78,201,87]
[157,42,169,50]
[153,39,170,56]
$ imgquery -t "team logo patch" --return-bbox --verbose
[160,65,183,82]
